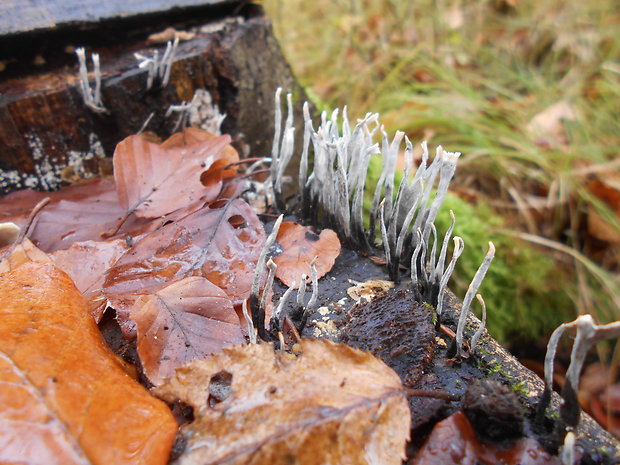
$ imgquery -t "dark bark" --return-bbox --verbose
[0,11,307,194]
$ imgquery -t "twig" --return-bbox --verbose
[1,197,50,263]
[403,386,460,402]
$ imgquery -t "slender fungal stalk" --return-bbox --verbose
[470,294,487,352]
[456,242,495,358]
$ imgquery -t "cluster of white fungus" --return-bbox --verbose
[268,88,494,356]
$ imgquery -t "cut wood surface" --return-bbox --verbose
[0,0,235,35]
[0,15,306,194]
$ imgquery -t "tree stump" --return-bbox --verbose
[0,1,306,194]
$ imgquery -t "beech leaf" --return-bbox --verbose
[0,178,163,253]
[155,339,410,465]
[103,199,266,336]
[113,128,239,219]
[0,261,177,465]
[51,239,128,322]
[411,411,560,465]
[273,222,341,288]
[0,178,115,225]
[131,276,245,386]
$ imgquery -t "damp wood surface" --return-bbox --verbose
[0,10,307,194]
[269,242,620,462]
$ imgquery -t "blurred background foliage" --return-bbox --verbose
[262,0,620,353]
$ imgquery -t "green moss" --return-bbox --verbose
[510,381,529,396]
[598,446,611,456]
[477,346,491,356]
[488,362,504,375]
[420,302,438,325]
[434,193,574,343]
[265,0,620,347]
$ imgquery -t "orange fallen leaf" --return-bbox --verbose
[155,339,410,465]
[0,261,177,465]
[51,239,128,322]
[103,199,266,337]
[273,222,341,288]
[131,276,245,386]
[0,237,52,274]
[113,128,239,220]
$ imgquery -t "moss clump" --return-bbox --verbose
[510,381,529,397]
[434,193,574,344]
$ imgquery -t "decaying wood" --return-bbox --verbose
[0,13,306,194]
[0,0,236,35]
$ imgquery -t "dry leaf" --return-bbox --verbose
[346,278,394,303]
[273,222,341,288]
[146,27,195,44]
[113,128,238,219]
[51,239,128,322]
[103,199,265,336]
[527,100,577,146]
[0,261,177,465]
[155,339,410,465]
[411,411,560,465]
[131,276,245,386]
[587,211,620,243]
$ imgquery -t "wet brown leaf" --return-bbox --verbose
[113,128,239,219]
[591,384,620,437]
[103,199,266,337]
[155,339,410,465]
[273,222,341,288]
[131,276,245,386]
[0,261,177,465]
[0,178,163,253]
[0,179,111,225]
[51,239,128,322]
[411,411,560,465]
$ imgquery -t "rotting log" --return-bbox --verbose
[289,247,620,461]
[0,2,307,194]
[0,0,237,35]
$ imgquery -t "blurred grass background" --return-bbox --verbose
[262,0,620,354]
